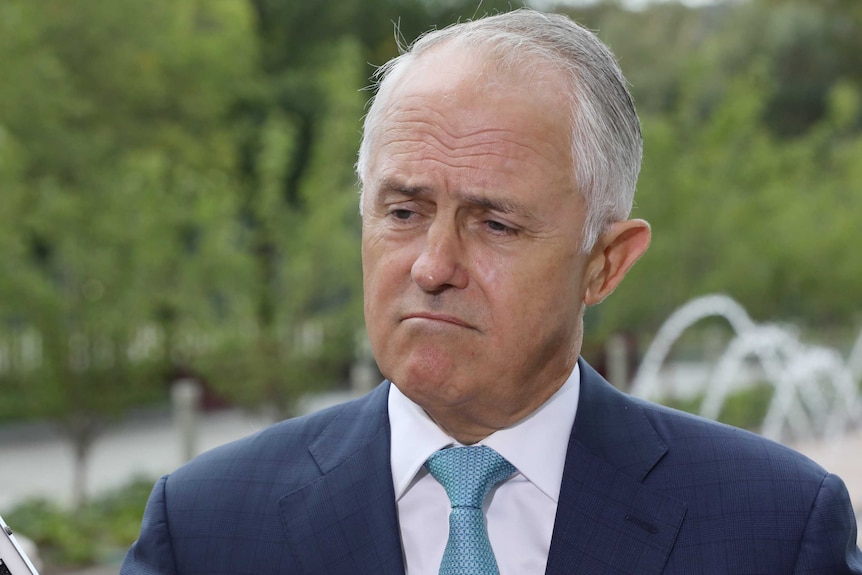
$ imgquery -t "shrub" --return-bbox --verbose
[4,476,154,568]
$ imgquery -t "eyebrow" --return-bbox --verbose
[378,178,534,218]
[379,179,433,200]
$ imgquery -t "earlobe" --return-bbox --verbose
[583,219,651,306]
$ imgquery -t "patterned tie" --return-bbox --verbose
[425,446,516,575]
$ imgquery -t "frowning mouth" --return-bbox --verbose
[402,312,475,329]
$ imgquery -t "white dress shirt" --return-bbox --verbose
[388,366,580,575]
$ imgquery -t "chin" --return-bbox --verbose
[390,357,468,404]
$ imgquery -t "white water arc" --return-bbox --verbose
[630,294,861,442]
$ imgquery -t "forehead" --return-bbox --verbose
[367,45,575,191]
[383,44,570,127]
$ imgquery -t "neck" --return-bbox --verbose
[423,377,569,445]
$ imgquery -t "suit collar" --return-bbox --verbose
[279,382,406,575]
[545,358,687,574]
[571,358,669,482]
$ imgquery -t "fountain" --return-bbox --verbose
[629,294,862,442]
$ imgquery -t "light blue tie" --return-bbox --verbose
[425,446,516,575]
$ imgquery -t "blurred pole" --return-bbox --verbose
[351,330,378,394]
[606,333,629,391]
[350,363,377,394]
[172,378,203,463]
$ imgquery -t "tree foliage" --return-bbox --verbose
[561,0,862,341]
[0,0,256,504]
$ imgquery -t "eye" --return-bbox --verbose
[390,208,415,220]
[485,219,515,235]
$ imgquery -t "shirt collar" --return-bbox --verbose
[388,365,580,503]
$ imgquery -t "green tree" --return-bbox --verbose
[0,0,256,505]
[201,37,367,416]
[592,66,862,341]
[541,0,862,350]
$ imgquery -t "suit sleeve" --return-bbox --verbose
[120,476,179,575]
[793,473,862,574]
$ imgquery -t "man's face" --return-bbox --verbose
[361,47,601,442]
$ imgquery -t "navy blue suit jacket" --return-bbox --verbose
[122,359,862,574]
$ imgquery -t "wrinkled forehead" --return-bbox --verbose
[358,39,579,212]
[363,45,579,204]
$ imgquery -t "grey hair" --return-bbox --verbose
[356,8,642,252]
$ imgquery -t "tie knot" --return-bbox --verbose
[425,446,516,508]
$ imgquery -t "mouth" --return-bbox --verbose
[402,312,475,330]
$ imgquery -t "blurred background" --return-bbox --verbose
[0,0,860,572]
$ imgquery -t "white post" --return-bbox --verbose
[172,378,203,463]
[606,333,629,390]
[351,330,378,394]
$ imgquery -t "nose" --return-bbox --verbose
[411,220,469,292]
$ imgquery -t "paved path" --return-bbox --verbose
[0,409,275,511]
[1,407,860,572]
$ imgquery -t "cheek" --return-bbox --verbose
[362,234,418,320]
[471,248,510,290]
[472,247,553,296]
[361,237,388,318]
[474,248,584,325]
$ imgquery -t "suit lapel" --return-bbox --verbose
[545,359,687,575]
[279,383,405,575]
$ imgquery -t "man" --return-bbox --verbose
[122,9,862,574]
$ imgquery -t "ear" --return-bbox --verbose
[583,219,651,306]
